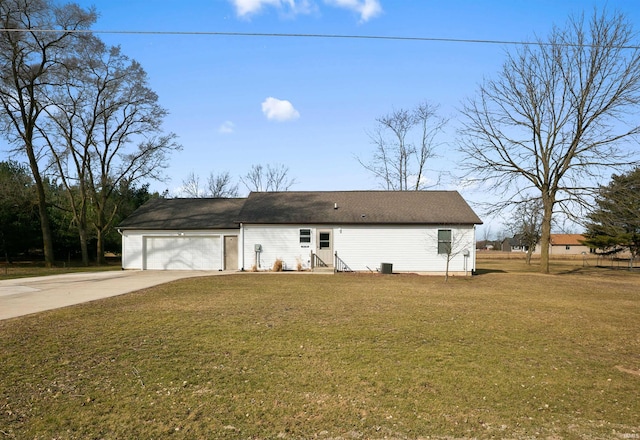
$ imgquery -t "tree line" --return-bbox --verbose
[1,0,179,266]
[0,159,155,264]
[178,163,296,198]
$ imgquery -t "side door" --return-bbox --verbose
[316,229,333,267]
[224,235,238,270]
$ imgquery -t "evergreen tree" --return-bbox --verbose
[584,168,640,267]
[0,161,40,262]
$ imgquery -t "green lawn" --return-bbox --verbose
[1,261,639,439]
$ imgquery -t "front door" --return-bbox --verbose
[224,235,238,270]
[316,230,333,267]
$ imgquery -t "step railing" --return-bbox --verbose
[310,252,329,269]
[334,251,353,272]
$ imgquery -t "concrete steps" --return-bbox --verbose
[312,266,335,274]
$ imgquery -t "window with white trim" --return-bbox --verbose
[300,229,311,243]
[438,229,452,254]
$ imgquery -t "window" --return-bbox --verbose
[300,229,311,243]
[319,232,330,249]
[565,245,571,250]
[438,229,452,254]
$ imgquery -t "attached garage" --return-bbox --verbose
[118,198,244,271]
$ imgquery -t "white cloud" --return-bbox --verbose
[229,0,380,21]
[261,97,300,122]
[218,121,235,134]
[230,0,313,18]
[324,0,382,22]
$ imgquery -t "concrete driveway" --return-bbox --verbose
[0,270,221,320]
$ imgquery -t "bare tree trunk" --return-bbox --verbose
[444,255,450,282]
[26,145,55,268]
[525,247,534,265]
[95,229,105,265]
[79,223,89,266]
[540,197,554,274]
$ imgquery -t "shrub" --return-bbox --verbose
[272,259,283,272]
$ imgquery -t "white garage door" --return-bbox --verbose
[144,236,220,270]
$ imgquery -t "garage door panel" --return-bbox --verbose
[144,236,220,270]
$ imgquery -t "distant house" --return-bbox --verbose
[476,240,495,250]
[501,234,529,252]
[533,234,590,256]
[118,191,483,275]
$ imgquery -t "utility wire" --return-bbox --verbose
[2,28,640,49]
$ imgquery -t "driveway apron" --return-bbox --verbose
[0,270,219,320]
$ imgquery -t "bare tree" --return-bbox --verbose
[207,171,239,197]
[508,198,544,265]
[242,164,264,193]
[40,38,180,264]
[458,9,640,273]
[414,102,447,189]
[241,163,296,192]
[181,171,239,198]
[0,0,96,266]
[359,101,446,190]
[40,35,106,265]
[181,171,203,198]
[433,229,474,282]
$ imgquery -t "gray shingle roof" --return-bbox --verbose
[118,191,483,230]
[238,191,482,225]
[117,198,245,230]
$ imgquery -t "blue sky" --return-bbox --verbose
[6,0,640,236]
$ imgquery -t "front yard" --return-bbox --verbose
[1,261,638,439]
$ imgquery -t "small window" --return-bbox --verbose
[300,229,311,243]
[438,229,452,254]
[566,245,571,250]
[319,232,330,249]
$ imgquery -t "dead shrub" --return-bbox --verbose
[272,259,283,272]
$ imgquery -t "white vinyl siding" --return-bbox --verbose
[122,225,477,274]
[242,225,313,271]
[122,231,143,270]
[334,225,475,273]
[241,224,476,274]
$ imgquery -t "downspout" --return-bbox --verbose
[472,225,477,274]
[117,228,124,270]
[240,223,245,271]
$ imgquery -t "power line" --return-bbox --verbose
[0,28,636,49]
[2,28,640,49]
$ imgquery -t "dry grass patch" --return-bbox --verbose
[1,266,639,439]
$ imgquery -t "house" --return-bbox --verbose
[118,191,483,275]
[476,240,495,250]
[533,234,590,256]
[501,234,530,252]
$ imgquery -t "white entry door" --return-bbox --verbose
[316,230,333,267]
